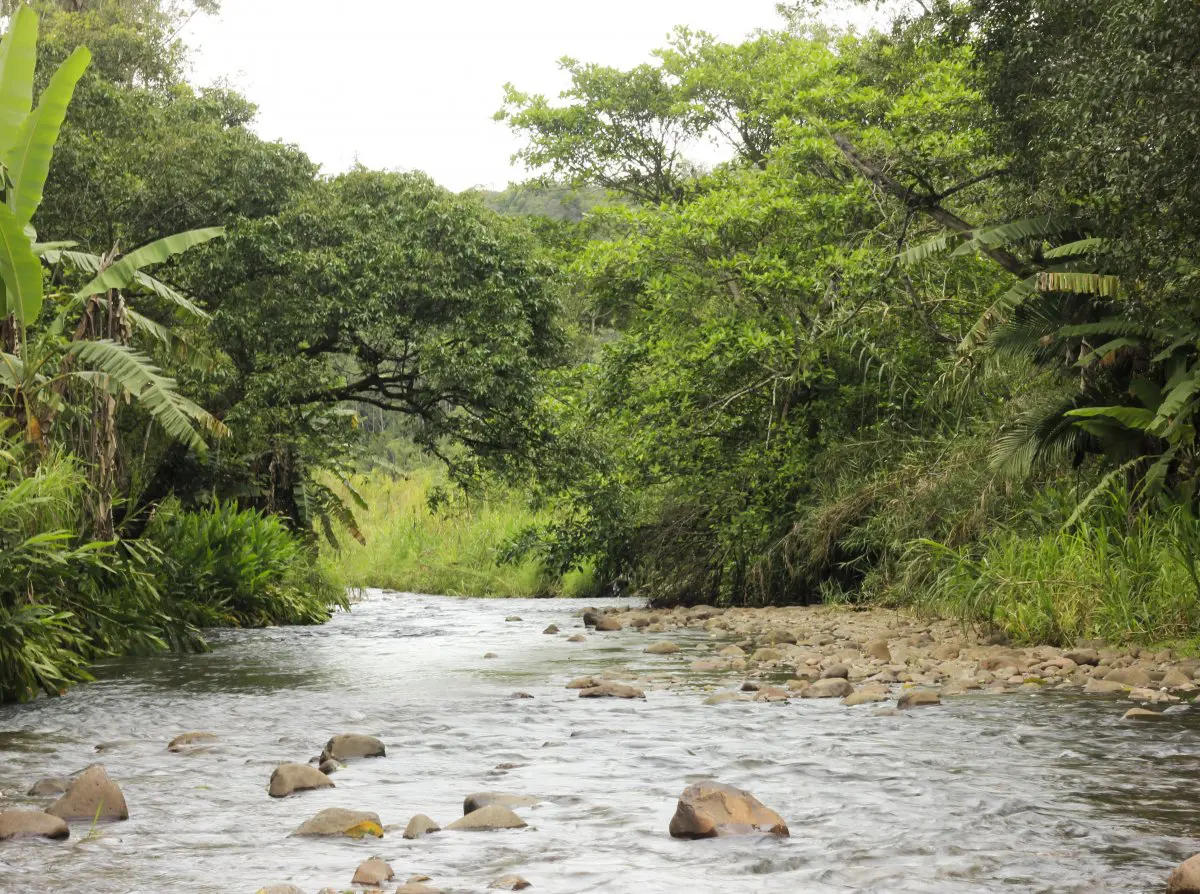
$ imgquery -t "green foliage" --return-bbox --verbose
[145,498,346,627]
[323,468,596,599]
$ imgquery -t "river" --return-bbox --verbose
[1,590,1199,892]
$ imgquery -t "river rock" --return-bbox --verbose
[703,692,747,705]
[566,676,598,689]
[46,764,128,821]
[167,731,219,753]
[567,634,586,642]
[1065,648,1100,666]
[752,686,790,702]
[719,645,746,657]
[1084,678,1127,694]
[446,804,528,831]
[543,624,559,634]
[898,689,941,709]
[394,884,443,894]
[256,886,306,894]
[320,733,385,763]
[750,648,782,662]
[269,762,335,798]
[353,858,395,886]
[866,640,891,662]
[505,615,522,622]
[1105,667,1152,688]
[646,641,680,655]
[579,682,645,699]
[0,810,69,840]
[464,792,541,814]
[490,875,532,890]
[318,759,339,775]
[26,776,70,797]
[843,688,888,707]
[821,664,850,679]
[594,615,623,631]
[802,678,853,698]
[1162,668,1194,689]
[668,781,789,839]
[1122,708,1163,720]
[292,807,382,838]
[403,813,441,838]
[1168,854,1200,893]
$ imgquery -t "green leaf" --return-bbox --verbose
[66,339,229,453]
[1065,405,1155,431]
[74,227,224,301]
[1130,376,1163,412]
[1157,371,1200,420]
[0,200,42,325]
[5,46,90,225]
[47,248,209,318]
[1042,237,1104,259]
[897,232,959,266]
[0,7,38,158]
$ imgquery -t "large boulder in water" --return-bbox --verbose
[269,762,335,798]
[167,731,219,753]
[46,765,128,821]
[446,804,528,831]
[292,807,382,838]
[668,781,789,839]
[463,792,541,814]
[320,733,385,763]
[0,810,69,840]
[1169,854,1200,893]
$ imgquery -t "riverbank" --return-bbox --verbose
[565,602,1200,715]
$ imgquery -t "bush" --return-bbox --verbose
[899,490,1200,645]
[146,499,346,627]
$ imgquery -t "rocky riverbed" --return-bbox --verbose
[2,591,1200,893]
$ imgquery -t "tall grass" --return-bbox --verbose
[324,469,597,598]
[898,491,1200,645]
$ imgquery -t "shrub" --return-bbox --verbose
[146,499,346,627]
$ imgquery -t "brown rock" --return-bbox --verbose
[565,676,598,689]
[353,859,395,886]
[802,678,854,699]
[167,731,219,752]
[843,688,888,707]
[718,645,746,657]
[1169,854,1200,893]
[646,641,681,655]
[320,733,385,763]
[594,615,623,631]
[0,810,69,840]
[463,792,541,814]
[403,813,440,839]
[269,762,335,798]
[579,682,645,699]
[821,664,850,679]
[394,884,443,894]
[1065,648,1100,666]
[703,692,748,705]
[542,624,559,634]
[1162,668,1193,689]
[26,776,70,797]
[318,759,339,775]
[1105,667,1152,688]
[898,689,941,709]
[566,634,587,642]
[256,886,306,894]
[292,807,382,838]
[750,648,782,662]
[46,764,128,821]
[1084,678,1127,694]
[668,781,789,839]
[445,804,528,831]
[752,686,790,702]
[490,876,532,890]
[866,640,891,662]
[1123,708,1163,720]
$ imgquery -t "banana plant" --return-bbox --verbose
[0,7,227,463]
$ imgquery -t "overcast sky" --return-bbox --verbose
[180,1,803,192]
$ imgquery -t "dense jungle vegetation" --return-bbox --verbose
[3,0,1200,702]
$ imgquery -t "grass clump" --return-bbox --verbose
[325,468,597,598]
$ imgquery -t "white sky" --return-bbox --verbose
[180,1,795,192]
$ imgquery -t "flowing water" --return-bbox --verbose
[2,590,1200,893]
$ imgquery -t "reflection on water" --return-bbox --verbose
[0,590,1198,893]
